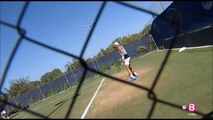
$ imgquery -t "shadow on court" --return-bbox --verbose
[47,93,81,117]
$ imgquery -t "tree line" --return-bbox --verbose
[4,68,63,99]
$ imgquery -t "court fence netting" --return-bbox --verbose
[0,1,212,119]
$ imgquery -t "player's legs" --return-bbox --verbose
[129,64,138,77]
[129,64,134,73]
[124,57,136,80]
[127,57,138,77]
[125,65,133,76]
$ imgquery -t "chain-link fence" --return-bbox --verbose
[0,1,212,119]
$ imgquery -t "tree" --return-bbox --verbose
[28,81,40,90]
[40,68,63,83]
[65,64,71,72]
[85,58,92,63]
[64,59,82,73]
[6,77,31,98]
[40,72,51,83]
[97,52,102,58]
[51,68,63,79]
[71,59,81,69]
[92,55,98,61]
[100,49,107,56]
[139,24,152,37]
[105,44,114,54]
[121,36,129,45]
[129,33,140,42]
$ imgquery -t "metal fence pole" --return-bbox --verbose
[64,73,71,88]
[70,66,78,84]
[37,84,45,100]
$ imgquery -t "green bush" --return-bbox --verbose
[110,60,119,69]
[99,64,108,73]
[61,82,69,90]
[137,46,147,55]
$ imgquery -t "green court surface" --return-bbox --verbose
[11,47,212,119]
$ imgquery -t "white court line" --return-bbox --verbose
[81,77,105,119]
[157,45,213,52]
[22,79,102,118]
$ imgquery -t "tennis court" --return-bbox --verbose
[10,46,212,119]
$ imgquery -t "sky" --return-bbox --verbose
[0,1,172,91]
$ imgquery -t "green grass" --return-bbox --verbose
[11,47,212,119]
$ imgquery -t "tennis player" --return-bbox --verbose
[113,42,138,81]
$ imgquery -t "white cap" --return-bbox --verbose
[114,42,120,46]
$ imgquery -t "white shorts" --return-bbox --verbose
[123,57,130,65]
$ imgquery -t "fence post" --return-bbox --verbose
[64,73,71,88]
[149,34,159,51]
[70,69,78,85]
[37,84,45,100]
